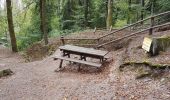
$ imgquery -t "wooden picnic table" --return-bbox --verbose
[54,45,109,70]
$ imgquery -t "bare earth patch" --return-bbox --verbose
[0,30,170,100]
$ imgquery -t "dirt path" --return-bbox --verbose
[0,34,170,100]
[0,48,114,100]
[0,45,24,70]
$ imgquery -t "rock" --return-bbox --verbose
[0,69,14,78]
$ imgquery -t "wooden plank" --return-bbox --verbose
[142,37,152,52]
[54,56,102,68]
[59,45,109,57]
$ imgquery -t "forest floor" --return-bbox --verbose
[0,30,170,100]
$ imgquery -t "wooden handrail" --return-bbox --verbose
[152,11,170,18]
[63,38,98,40]
[97,22,170,48]
[60,11,170,47]
[98,11,170,40]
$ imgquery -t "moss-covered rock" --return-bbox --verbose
[0,69,13,78]
[120,61,169,79]
[148,35,170,56]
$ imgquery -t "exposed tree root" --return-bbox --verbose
[119,61,170,79]
[120,61,170,70]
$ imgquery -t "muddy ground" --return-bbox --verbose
[0,30,170,100]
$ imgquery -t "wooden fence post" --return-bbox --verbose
[93,27,97,34]
[60,35,65,45]
[149,16,154,35]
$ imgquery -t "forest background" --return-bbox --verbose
[0,0,170,51]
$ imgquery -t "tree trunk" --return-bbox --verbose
[127,0,132,24]
[40,0,48,45]
[6,0,18,52]
[136,0,140,21]
[151,0,155,15]
[106,0,113,29]
[141,0,145,24]
[84,0,89,27]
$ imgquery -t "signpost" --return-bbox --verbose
[142,37,153,52]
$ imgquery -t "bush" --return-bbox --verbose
[114,19,127,28]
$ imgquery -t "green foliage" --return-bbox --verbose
[50,16,60,30]
[92,0,107,28]
[114,19,127,28]
[0,9,8,45]
[0,0,170,51]
[157,0,170,12]
[16,2,42,50]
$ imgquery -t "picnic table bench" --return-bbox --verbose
[53,45,109,70]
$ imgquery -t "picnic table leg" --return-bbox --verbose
[101,58,104,62]
[67,54,71,64]
[59,59,63,68]
[78,63,81,71]
[80,55,83,60]
[80,56,86,61]
[59,51,65,69]
[82,56,86,61]
[78,55,86,71]
[84,57,86,61]
[100,57,104,62]
[80,55,82,60]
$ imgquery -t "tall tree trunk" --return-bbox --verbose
[106,0,113,29]
[6,0,18,52]
[136,0,140,21]
[40,0,48,45]
[105,0,108,25]
[141,0,145,23]
[151,0,155,15]
[127,0,132,24]
[84,0,89,27]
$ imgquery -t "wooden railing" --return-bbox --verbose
[98,11,170,39]
[97,22,170,48]
[60,26,113,46]
[60,36,98,46]
[60,11,170,48]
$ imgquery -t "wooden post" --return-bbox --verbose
[149,16,154,35]
[59,60,63,68]
[60,35,65,45]
[96,39,100,49]
[93,27,97,34]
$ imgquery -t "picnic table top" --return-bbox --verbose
[59,45,109,57]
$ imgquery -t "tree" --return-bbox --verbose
[84,0,89,27]
[106,0,113,29]
[140,0,145,24]
[127,0,132,24]
[141,0,145,21]
[40,0,48,45]
[6,0,18,52]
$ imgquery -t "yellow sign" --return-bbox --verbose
[142,37,152,52]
